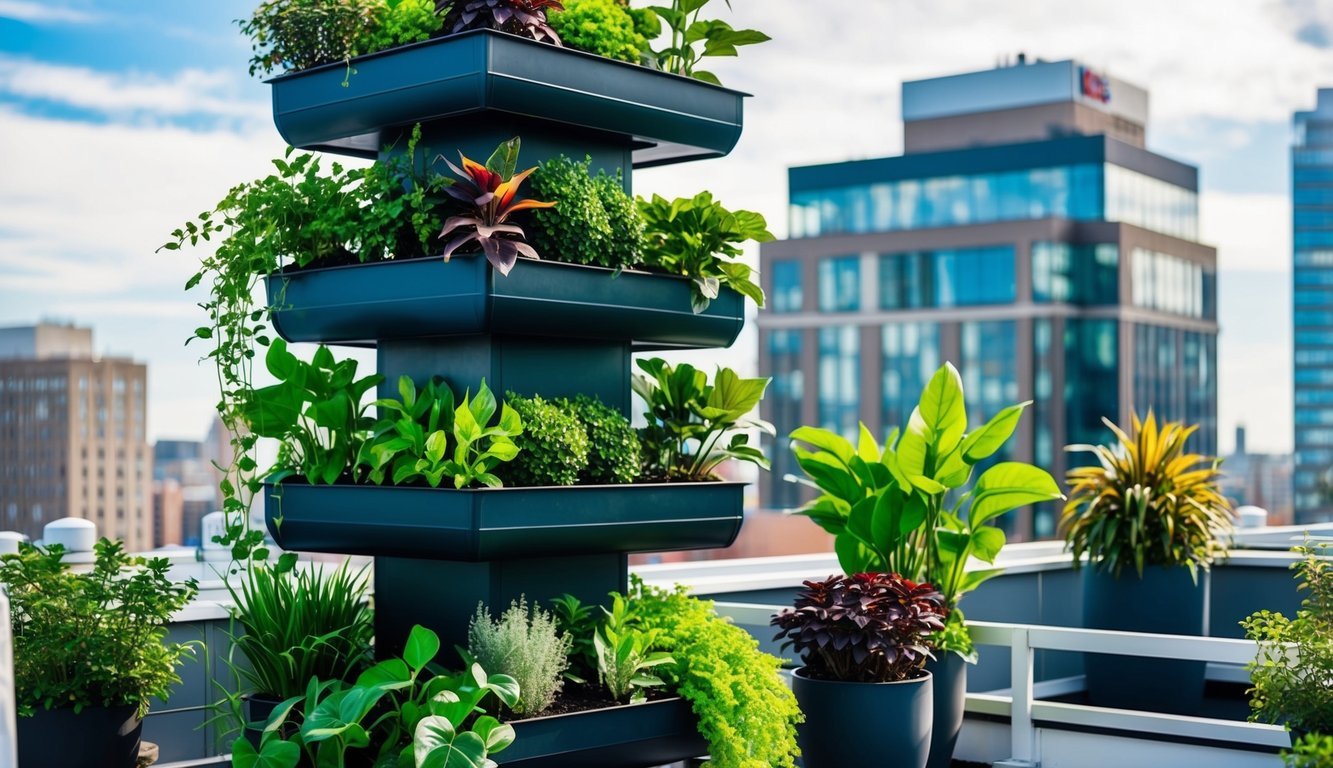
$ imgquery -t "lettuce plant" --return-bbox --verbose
[772,573,947,684]
[440,138,556,275]
[439,0,564,43]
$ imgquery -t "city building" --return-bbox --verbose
[152,435,223,548]
[758,57,1218,539]
[1293,88,1333,523]
[1219,426,1294,526]
[0,323,152,550]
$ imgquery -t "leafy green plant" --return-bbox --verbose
[593,593,672,702]
[549,0,649,62]
[627,577,801,768]
[549,594,599,682]
[1284,733,1333,768]
[468,597,571,715]
[0,540,197,718]
[632,358,771,481]
[637,191,772,313]
[440,138,556,275]
[789,362,1063,657]
[359,375,523,488]
[499,392,589,486]
[227,562,373,701]
[359,0,441,55]
[1061,411,1234,578]
[439,0,565,43]
[240,0,443,76]
[645,0,769,85]
[560,395,640,484]
[527,155,642,271]
[236,624,520,768]
[1243,540,1333,735]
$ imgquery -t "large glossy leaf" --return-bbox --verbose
[969,463,1063,527]
[917,363,967,455]
[232,737,300,768]
[404,624,441,674]
[415,717,489,768]
[790,425,855,465]
[707,366,768,420]
[970,526,1006,563]
[897,411,929,476]
[960,402,1029,464]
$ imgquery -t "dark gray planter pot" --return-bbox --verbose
[17,703,142,768]
[264,480,745,560]
[267,29,747,169]
[267,258,744,351]
[1082,565,1207,714]
[499,696,706,767]
[792,668,933,768]
[925,652,967,768]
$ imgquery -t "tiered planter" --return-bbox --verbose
[262,29,751,768]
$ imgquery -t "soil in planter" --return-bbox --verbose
[505,682,674,720]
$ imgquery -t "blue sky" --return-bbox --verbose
[0,0,1330,453]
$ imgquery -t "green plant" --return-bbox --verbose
[468,597,571,715]
[240,0,378,76]
[1243,540,1333,735]
[527,155,642,271]
[789,362,1063,657]
[440,138,556,275]
[1284,733,1333,768]
[772,573,947,683]
[561,395,640,484]
[637,191,772,313]
[645,0,769,85]
[227,562,373,700]
[237,624,520,768]
[593,593,672,702]
[439,0,564,43]
[549,593,599,682]
[0,539,197,718]
[548,0,648,62]
[627,577,801,768]
[359,375,523,488]
[632,358,771,481]
[359,0,441,55]
[499,392,589,486]
[1062,411,1234,578]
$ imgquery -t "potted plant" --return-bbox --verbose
[1061,411,1234,712]
[0,539,197,768]
[788,362,1062,768]
[771,572,947,768]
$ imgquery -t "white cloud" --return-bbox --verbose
[1200,191,1291,273]
[0,0,95,24]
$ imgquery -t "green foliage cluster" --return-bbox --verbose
[0,540,197,718]
[645,0,769,85]
[468,598,571,715]
[500,392,589,486]
[236,624,520,768]
[563,394,640,484]
[241,0,442,76]
[527,155,642,270]
[227,562,373,700]
[1284,733,1333,768]
[633,358,771,481]
[548,0,651,63]
[592,593,672,702]
[1244,540,1333,735]
[637,191,772,313]
[789,362,1063,658]
[359,0,440,56]
[626,577,801,768]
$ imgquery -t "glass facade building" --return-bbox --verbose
[1293,89,1333,522]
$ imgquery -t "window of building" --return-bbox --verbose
[881,322,939,432]
[817,325,860,442]
[818,256,861,312]
[1032,243,1119,304]
[771,261,804,313]
[766,329,805,509]
[1131,248,1211,319]
[880,245,1015,309]
[1067,319,1120,448]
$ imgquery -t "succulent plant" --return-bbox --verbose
[439,137,555,275]
[438,0,564,44]
[771,572,947,683]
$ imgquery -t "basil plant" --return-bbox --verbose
[790,362,1063,658]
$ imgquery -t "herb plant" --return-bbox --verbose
[499,392,589,486]
[645,0,769,85]
[468,597,571,715]
[1062,411,1234,578]
[440,0,565,44]
[527,155,642,271]
[561,395,640,484]
[440,138,556,275]
[548,0,650,62]
[1243,540,1333,735]
[638,191,772,313]
[1284,733,1333,768]
[358,0,441,56]
[772,573,948,683]
[241,0,442,76]
[550,594,600,682]
[227,562,373,701]
[633,358,772,481]
[1,540,197,718]
[593,593,672,702]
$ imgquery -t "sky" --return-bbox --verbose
[0,0,1331,454]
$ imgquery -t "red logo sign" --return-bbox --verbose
[1080,66,1111,104]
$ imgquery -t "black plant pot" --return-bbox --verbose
[499,696,706,767]
[1082,565,1207,714]
[925,652,967,768]
[792,668,933,768]
[17,703,142,768]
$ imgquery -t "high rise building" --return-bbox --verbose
[1293,88,1333,523]
[759,58,1218,539]
[152,435,222,547]
[0,324,152,550]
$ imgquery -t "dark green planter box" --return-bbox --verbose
[264,481,745,560]
[500,697,706,767]
[268,29,747,169]
[267,257,744,351]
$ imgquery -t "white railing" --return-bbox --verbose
[0,590,15,768]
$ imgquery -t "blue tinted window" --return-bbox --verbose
[818,256,860,312]
[771,261,803,313]
[1297,311,1333,327]
[766,329,805,508]
[1296,269,1333,286]
[1298,330,1333,346]
[1131,248,1211,319]
[1297,231,1333,248]
[880,245,1014,309]
[1032,243,1119,305]
[1067,319,1120,447]
[881,323,940,433]
[818,326,860,441]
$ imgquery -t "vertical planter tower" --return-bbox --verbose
[257,29,752,767]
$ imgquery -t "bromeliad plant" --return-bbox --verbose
[439,137,556,275]
[771,573,948,683]
[440,0,565,43]
[789,362,1063,657]
[1061,411,1234,579]
[632,357,772,481]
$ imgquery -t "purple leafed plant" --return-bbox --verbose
[438,0,564,44]
[438,138,555,275]
[771,572,948,683]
